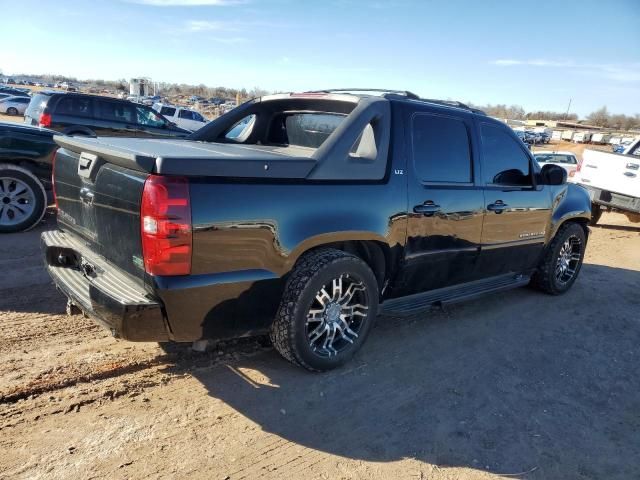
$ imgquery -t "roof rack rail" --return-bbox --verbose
[304,89,487,115]
[306,88,421,100]
[420,98,487,115]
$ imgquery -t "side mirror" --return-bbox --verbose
[540,164,567,185]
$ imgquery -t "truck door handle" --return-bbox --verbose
[413,201,441,216]
[79,187,94,205]
[487,200,508,213]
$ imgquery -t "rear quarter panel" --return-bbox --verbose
[189,180,408,276]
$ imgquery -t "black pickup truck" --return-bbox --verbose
[1,122,57,232]
[42,90,591,371]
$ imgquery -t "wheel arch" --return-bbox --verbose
[548,184,592,239]
[62,126,96,137]
[289,238,397,295]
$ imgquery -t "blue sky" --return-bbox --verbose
[1,0,638,117]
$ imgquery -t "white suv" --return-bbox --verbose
[152,103,208,132]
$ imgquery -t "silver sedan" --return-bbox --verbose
[0,96,30,115]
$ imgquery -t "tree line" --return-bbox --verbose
[470,103,639,131]
[7,73,639,131]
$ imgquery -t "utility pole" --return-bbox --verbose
[564,98,572,120]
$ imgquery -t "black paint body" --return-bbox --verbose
[43,93,592,342]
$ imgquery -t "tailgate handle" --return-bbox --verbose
[80,187,95,205]
[78,152,104,180]
[623,172,636,178]
[626,163,639,170]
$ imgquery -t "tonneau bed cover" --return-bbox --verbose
[54,136,318,178]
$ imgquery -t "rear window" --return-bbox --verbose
[267,112,345,149]
[55,96,93,118]
[160,106,176,116]
[25,94,50,118]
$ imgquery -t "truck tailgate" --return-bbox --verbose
[54,146,148,284]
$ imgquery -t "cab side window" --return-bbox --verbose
[412,113,472,183]
[480,124,532,186]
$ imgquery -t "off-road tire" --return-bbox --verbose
[0,164,48,233]
[590,203,602,226]
[270,248,379,372]
[531,222,586,295]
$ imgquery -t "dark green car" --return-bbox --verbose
[0,122,57,232]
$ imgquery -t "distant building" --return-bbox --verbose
[493,117,527,127]
[525,119,603,130]
[130,77,152,97]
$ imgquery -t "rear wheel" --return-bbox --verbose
[6,107,18,115]
[0,164,47,233]
[270,249,378,371]
[531,222,586,295]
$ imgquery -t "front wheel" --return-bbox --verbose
[531,222,586,295]
[270,249,379,371]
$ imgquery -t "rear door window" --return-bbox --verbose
[480,124,533,186]
[96,100,135,123]
[411,113,472,183]
[179,110,195,120]
[55,96,93,118]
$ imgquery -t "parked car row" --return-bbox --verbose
[513,128,550,145]
[551,129,637,147]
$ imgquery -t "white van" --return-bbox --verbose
[152,103,208,132]
[561,130,575,141]
[572,131,592,143]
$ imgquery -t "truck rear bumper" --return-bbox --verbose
[581,185,640,214]
[41,230,170,342]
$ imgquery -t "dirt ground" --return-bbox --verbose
[0,210,639,480]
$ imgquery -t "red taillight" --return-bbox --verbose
[52,150,58,208]
[576,159,583,173]
[39,113,52,128]
[141,175,192,276]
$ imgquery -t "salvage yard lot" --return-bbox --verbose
[0,212,639,479]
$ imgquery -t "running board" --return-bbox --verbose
[380,273,531,315]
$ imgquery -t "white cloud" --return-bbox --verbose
[127,0,246,6]
[186,20,229,31]
[490,59,640,83]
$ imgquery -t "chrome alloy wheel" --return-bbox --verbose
[555,235,582,285]
[306,274,369,357]
[0,177,36,227]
